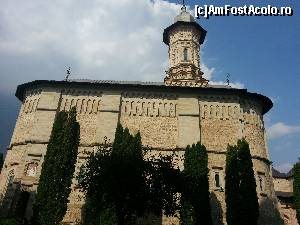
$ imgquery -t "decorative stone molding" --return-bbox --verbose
[60,97,101,114]
[200,103,241,120]
[122,92,177,100]
[121,99,177,118]
[120,93,178,149]
[241,99,264,128]
[164,22,208,87]
[21,89,42,114]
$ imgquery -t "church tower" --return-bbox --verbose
[163,4,208,87]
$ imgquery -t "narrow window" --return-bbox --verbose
[215,173,220,188]
[259,176,263,191]
[183,48,188,61]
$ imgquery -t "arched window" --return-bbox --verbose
[183,48,188,61]
[215,173,220,188]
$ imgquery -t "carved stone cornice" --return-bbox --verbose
[165,63,208,87]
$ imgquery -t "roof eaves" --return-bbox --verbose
[15,79,273,114]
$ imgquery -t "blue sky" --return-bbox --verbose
[0,0,299,172]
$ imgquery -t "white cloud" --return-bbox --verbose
[201,62,215,80]
[270,96,280,104]
[267,122,300,139]
[0,0,243,93]
[209,80,245,89]
[0,0,178,92]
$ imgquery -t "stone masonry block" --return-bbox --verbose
[178,115,200,147]
[29,110,56,142]
[96,111,119,144]
[37,89,61,110]
[100,92,121,112]
[177,97,199,115]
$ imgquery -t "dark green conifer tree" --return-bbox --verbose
[225,139,259,225]
[225,145,239,225]
[32,111,67,225]
[294,159,300,223]
[181,143,212,225]
[237,139,259,225]
[80,124,180,225]
[82,126,145,225]
[32,107,80,225]
[112,123,124,153]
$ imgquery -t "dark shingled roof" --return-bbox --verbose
[272,167,294,178]
[163,21,207,45]
[15,79,273,114]
[287,168,294,177]
[69,79,231,89]
[70,79,166,86]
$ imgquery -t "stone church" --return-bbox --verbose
[0,4,284,225]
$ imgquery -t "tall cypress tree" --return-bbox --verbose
[225,145,239,225]
[237,139,259,225]
[32,107,80,225]
[181,143,212,225]
[294,159,300,223]
[225,139,259,225]
[56,107,80,222]
[85,126,145,225]
[32,111,67,225]
[80,124,180,225]
[112,123,124,154]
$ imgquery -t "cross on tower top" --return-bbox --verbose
[226,73,231,86]
[180,0,187,12]
[65,67,71,81]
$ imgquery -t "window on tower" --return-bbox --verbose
[183,48,188,61]
[212,168,224,191]
[215,173,220,188]
[257,172,266,192]
[259,176,263,191]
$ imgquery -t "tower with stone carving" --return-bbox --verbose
[163,5,208,87]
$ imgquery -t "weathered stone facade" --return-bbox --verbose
[0,81,275,224]
[272,169,298,225]
[0,4,288,225]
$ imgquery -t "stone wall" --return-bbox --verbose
[10,89,41,144]
[278,206,298,225]
[59,89,102,145]
[0,87,59,218]
[273,177,293,194]
[199,95,241,151]
[120,92,178,149]
[0,85,277,224]
[273,177,298,225]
